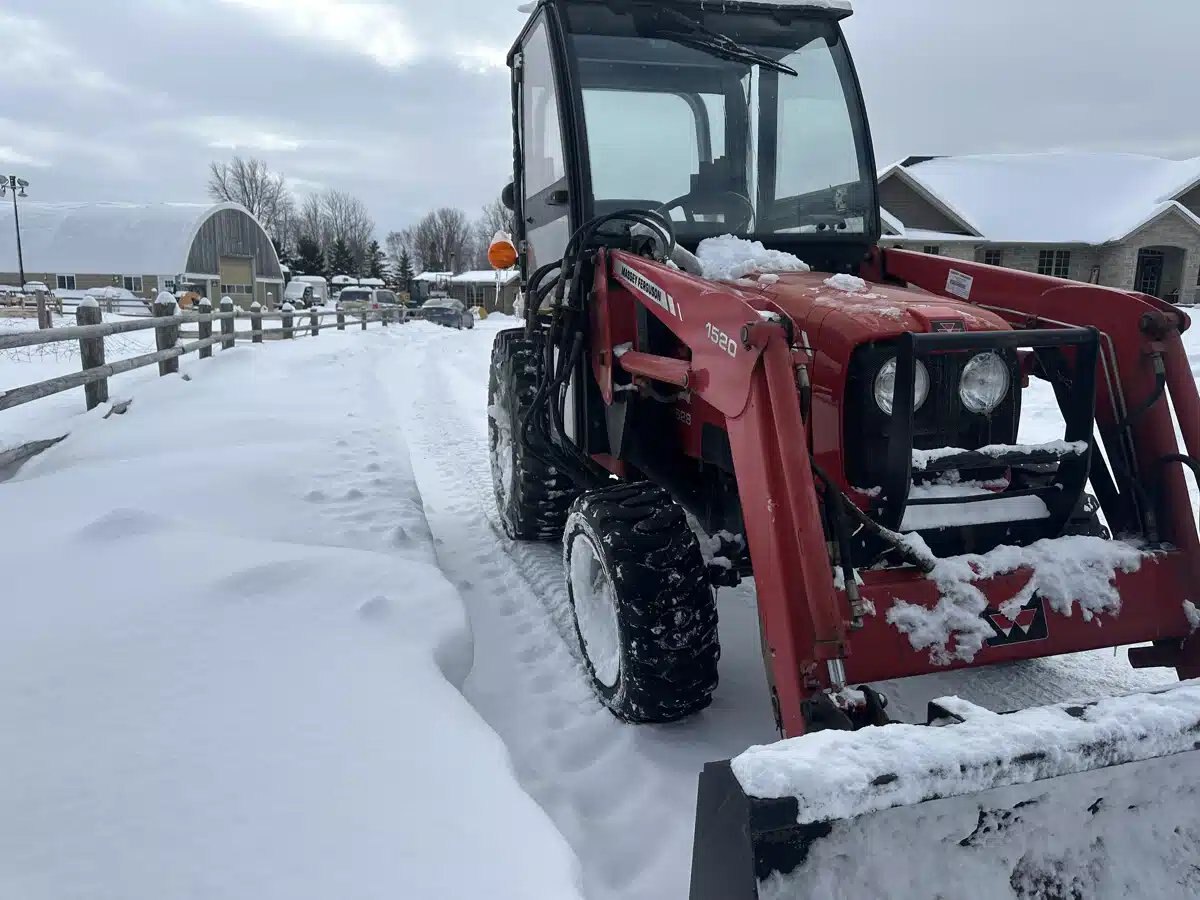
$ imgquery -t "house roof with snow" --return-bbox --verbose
[0,201,282,280]
[878,152,1200,245]
[451,270,520,285]
[413,271,453,282]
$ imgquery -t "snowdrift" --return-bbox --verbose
[0,333,584,899]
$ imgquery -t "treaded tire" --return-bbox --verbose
[564,482,720,723]
[488,328,576,540]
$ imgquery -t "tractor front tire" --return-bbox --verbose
[488,329,575,540]
[564,483,720,723]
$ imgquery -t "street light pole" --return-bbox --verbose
[10,176,26,288]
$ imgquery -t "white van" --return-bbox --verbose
[285,276,330,308]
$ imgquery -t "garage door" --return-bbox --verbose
[219,256,254,301]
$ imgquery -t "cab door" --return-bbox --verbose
[514,11,573,273]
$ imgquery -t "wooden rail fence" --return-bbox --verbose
[0,299,405,414]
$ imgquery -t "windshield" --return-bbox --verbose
[564,6,876,242]
[340,289,371,302]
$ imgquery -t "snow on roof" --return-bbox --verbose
[890,152,1200,245]
[413,271,454,282]
[0,201,257,275]
[450,270,520,284]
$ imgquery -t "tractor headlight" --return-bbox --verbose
[959,352,1011,414]
[874,357,930,416]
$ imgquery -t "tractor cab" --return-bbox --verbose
[508,0,879,277]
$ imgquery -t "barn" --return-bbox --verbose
[0,201,284,308]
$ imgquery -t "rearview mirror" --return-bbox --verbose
[501,182,515,211]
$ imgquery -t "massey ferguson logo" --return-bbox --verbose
[983,597,1049,646]
[616,262,682,320]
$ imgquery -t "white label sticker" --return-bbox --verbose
[616,262,682,320]
[945,269,974,300]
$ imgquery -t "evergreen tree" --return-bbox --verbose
[294,235,324,276]
[327,237,355,277]
[397,248,415,294]
[272,236,295,273]
[366,240,387,279]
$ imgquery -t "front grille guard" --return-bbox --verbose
[879,327,1101,538]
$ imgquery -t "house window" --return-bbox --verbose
[220,283,253,296]
[923,246,941,256]
[56,274,76,290]
[983,249,1004,268]
[1037,250,1071,279]
[122,275,143,293]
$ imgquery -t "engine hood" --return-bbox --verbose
[747,271,1010,348]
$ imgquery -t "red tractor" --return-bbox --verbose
[488,1,1200,895]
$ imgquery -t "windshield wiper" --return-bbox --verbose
[645,9,798,77]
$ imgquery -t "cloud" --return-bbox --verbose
[0,146,48,168]
[173,117,310,153]
[216,0,420,68]
[0,10,126,95]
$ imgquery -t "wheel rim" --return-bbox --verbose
[488,396,516,511]
[569,532,621,688]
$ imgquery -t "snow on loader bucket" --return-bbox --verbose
[691,685,1200,899]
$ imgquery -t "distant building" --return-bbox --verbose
[878,153,1200,305]
[0,201,284,309]
[447,271,521,314]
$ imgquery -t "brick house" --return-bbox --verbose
[878,153,1200,305]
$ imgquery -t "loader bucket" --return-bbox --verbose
[690,682,1200,900]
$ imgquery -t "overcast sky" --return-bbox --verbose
[1,0,1197,238]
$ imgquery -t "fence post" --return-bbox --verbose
[282,302,295,339]
[310,306,319,337]
[197,297,213,359]
[382,307,391,327]
[76,299,108,410]
[152,293,179,376]
[361,309,368,331]
[250,301,263,344]
[336,304,345,331]
[220,297,236,350]
[36,289,51,330]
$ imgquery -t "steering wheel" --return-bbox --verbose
[655,190,755,233]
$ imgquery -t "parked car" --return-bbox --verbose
[289,276,330,307]
[420,297,474,330]
[283,281,316,309]
[338,287,407,320]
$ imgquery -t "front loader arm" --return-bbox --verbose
[600,250,848,735]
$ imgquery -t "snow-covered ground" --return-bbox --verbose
[1,313,1198,899]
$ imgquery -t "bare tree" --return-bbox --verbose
[207,157,292,239]
[472,195,518,268]
[401,208,475,273]
[320,189,375,270]
[294,189,376,271]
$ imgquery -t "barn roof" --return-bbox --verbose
[0,201,259,274]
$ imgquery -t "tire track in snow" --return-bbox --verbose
[376,323,776,900]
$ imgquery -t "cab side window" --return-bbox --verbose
[520,21,570,268]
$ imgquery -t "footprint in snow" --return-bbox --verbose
[357,595,391,620]
[305,489,327,503]
[344,488,365,501]
[76,508,168,541]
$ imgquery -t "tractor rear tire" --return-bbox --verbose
[488,328,576,540]
[563,482,720,723]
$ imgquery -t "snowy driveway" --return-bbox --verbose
[1,315,1194,899]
